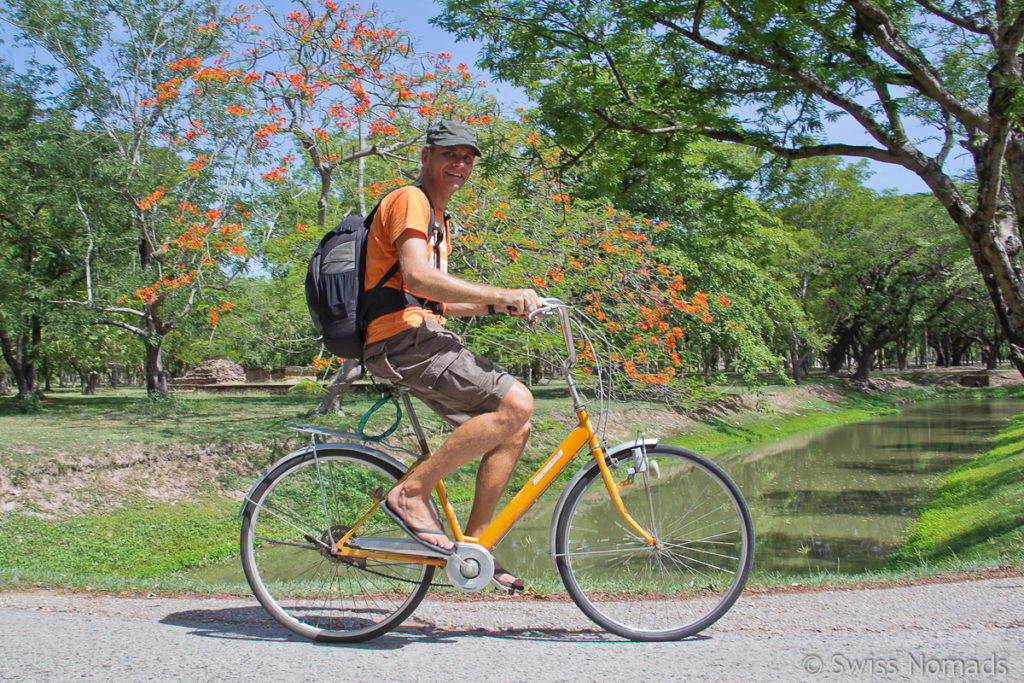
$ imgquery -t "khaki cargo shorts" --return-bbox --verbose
[363,318,516,426]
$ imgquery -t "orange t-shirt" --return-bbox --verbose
[363,185,450,346]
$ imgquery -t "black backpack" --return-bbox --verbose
[304,185,444,359]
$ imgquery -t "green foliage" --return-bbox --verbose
[436,0,1024,374]
[762,158,976,378]
[0,0,1018,402]
[0,0,251,395]
[0,69,110,398]
[444,135,748,399]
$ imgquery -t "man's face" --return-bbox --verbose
[422,144,476,194]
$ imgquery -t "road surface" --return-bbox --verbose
[0,577,1020,681]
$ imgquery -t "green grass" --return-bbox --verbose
[0,388,376,453]
[1,377,1022,594]
[893,412,1024,567]
[0,497,240,586]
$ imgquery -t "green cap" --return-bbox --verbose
[426,119,482,156]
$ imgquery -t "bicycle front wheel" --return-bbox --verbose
[240,445,434,642]
[554,445,753,641]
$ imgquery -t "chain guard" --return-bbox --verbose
[445,542,494,592]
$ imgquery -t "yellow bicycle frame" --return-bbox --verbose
[332,405,656,565]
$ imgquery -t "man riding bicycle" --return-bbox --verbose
[362,119,541,590]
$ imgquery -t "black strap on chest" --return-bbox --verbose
[361,184,446,327]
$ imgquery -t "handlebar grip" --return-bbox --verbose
[527,297,565,321]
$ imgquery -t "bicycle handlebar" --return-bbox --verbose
[528,297,576,369]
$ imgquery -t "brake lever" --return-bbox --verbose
[527,298,565,326]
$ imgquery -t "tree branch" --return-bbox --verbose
[655,14,904,155]
[95,318,148,337]
[699,128,907,164]
[556,123,613,172]
[70,187,95,304]
[912,0,993,36]
[848,0,989,132]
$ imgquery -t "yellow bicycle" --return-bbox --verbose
[240,298,753,642]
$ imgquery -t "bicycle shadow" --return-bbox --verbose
[159,606,710,648]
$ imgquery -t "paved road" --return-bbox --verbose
[1,577,1021,682]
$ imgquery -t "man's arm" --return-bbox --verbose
[396,231,541,316]
[444,302,492,316]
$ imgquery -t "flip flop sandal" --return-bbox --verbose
[380,499,453,556]
[492,561,525,591]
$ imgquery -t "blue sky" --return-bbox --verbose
[381,1,953,195]
[0,0,960,195]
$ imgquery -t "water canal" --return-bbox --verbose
[725,397,1022,574]
[496,397,1022,578]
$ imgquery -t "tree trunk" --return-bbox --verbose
[144,341,168,397]
[80,370,98,395]
[316,359,362,415]
[789,330,803,385]
[0,323,40,407]
[852,346,875,382]
[702,346,719,384]
[925,147,1024,376]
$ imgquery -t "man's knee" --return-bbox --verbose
[497,381,533,428]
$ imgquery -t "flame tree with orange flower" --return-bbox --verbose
[2,0,258,396]
[434,120,754,403]
[161,0,497,229]
[141,1,499,389]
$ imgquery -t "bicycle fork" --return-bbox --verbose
[590,437,660,548]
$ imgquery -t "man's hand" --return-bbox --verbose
[500,288,543,318]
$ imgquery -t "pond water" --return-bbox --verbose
[190,397,1021,587]
[728,397,1022,574]
[495,397,1022,579]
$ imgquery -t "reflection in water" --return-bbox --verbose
[722,398,1021,574]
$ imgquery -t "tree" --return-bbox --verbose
[1,0,251,396]
[433,121,742,401]
[158,1,497,230]
[0,68,101,407]
[767,160,969,379]
[437,0,1024,374]
[135,1,501,407]
[521,126,811,384]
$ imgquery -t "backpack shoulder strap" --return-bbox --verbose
[364,183,441,286]
[360,183,445,323]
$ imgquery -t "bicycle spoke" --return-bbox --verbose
[241,448,434,642]
[253,535,318,551]
[556,446,752,640]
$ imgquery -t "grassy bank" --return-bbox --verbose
[893,412,1024,568]
[0,376,1021,594]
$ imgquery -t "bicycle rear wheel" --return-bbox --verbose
[240,445,434,642]
[554,445,753,641]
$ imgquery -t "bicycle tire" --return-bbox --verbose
[554,444,753,641]
[240,445,434,642]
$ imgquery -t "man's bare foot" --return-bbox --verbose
[492,561,525,591]
[384,487,454,553]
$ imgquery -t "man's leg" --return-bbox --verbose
[467,417,531,588]
[385,381,533,551]
[465,418,531,538]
